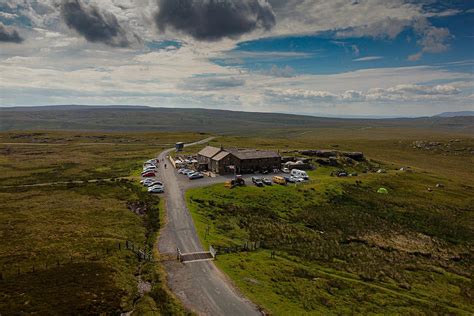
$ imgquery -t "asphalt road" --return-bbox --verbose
[157,138,260,316]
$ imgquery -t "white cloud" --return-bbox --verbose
[353,56,383,62]
[0,11,18,19]
[266,88,338,102]
[264,83,464,104]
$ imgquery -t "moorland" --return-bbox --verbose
[0,106,472,314]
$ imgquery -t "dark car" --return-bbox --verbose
[262,178,272,185]
[252,176,264,187]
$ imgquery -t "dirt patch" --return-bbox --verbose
[346,232,463,260]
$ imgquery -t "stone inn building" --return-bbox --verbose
[197,146,281,174]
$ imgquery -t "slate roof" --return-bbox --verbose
[226,148,280,160]
[198,146,222,158]
[212,151,230,161]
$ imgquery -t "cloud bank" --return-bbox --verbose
[155,0,276,41]
[266,84,462,104]
[60,0,134,47]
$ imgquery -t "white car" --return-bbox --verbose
[146,180,163,187]
[141,178,155,185]
[184,170,196,176]
[143,165,157,171]
[291,169,309,180]
[178,168,190,174]
[148,186,164,193]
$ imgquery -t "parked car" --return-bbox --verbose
[148,183,164,189]
[141,178,155,185]
[142,171,156,178]
[184,170,196,176]
[252,176,264,187]
[188,172,204,180]
[284,176,298,183]
[146,180,163,187]
[178,168,187,174]
[282,168,290,173]
[272,176,286,185]
[262,178,272,185]
[143,166,157,172]
[148,185,164,193]
[290,169,309,180]
[333,169,348,177]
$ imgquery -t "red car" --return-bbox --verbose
[141,172,156,177]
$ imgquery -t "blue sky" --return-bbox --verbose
[0,0,473,117]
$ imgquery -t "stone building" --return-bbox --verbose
[197,146,281,174]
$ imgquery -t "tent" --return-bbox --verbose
[377,187,388,194]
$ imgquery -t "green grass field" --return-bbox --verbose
[0,131,196,315]
[187,133,473,314]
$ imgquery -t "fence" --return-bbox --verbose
[214,241,264,255]
[0,240,152,281]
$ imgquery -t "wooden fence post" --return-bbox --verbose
[177,248,182,262]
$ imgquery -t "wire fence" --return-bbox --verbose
[214,241,264,255]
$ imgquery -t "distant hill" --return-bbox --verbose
[0,105,473,136]
[435,111,474,117]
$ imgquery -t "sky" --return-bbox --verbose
[0,0,473,117]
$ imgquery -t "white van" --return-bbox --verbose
[290,169,309,180]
